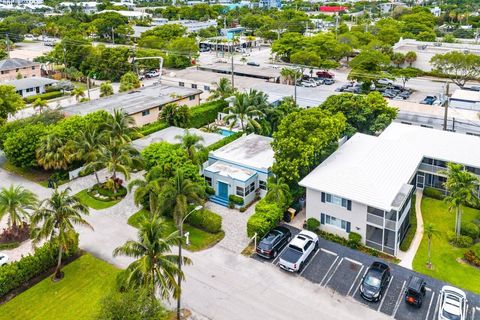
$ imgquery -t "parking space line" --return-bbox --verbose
[323,257,343,287]
[319,255,340,286]
[425,291,436,320]
[378,276,394,311]
[352,268,368,297]
[344,257,362,266]
[347,265,364,296]
[392,280,406,317]
[432,293,441,320]
[426,287,432,292]
[320,248,337,256]
[299,249,320,276]
[471,305,475,320]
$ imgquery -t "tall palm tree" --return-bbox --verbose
[102,109,138,143]
[424,223,440,269]
[207,77,235,101]
[70,87,86,102]
[36,133,71,170]
[0,185,38,230]
[32,98,48,113]
[441,163,479,241]
[30,188,92,280]
[100,81,114,97]
[223,92,265,132]
[68,128,104,184]
[265,177,291,210]
[175,130,204,164]
[113,216,191,299]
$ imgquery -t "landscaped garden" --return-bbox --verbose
[0,254,120,319]
[75,181,127,210]
[413,196,480,294]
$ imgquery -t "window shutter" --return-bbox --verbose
[321,213,325,225]
[321,192,325,203]
[347,200,352,211]
[346,222,351,233]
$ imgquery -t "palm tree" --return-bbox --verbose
[70,87,86,102]
[68,128,104,184]
[32,98,48,113]
[36,133,71,170]
[424,223,440,269]
[30,188,92,280]
[0,185,37,230]
[207,77,235,101]
[102,109,138,143]
[175,130,204,164]
[223,92,265,132]
[440,163,479,241]
[100,81,114,97]
[113,216,191,299]
[265,177,291,210]
[128,171,164,215]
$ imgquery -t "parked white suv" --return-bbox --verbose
[278,230,318,272]
[438,285,467,320]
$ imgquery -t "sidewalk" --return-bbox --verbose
[398,189,424,269]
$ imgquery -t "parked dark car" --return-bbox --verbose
[404,275,427,308]
[247,61,260,67]
[256,226,292,259]
[316,71,334,79]
[360,261,391,302]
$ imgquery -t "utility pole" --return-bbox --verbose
[86,76,90,100]
[111,27,115,45]
[231,42,234,89]
[63,46,66,67]
[294,70,298,104]
[443,81,450,131]
[5,34,10,59]
[335,14,339,39]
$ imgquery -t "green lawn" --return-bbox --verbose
[75,189,120,210]
[413,197,480,294]
[128,209,224,252]
[0,254,120,320]
[1,161,68,187]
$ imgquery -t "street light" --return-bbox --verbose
[177,205,203,320]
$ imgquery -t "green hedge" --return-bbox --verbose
[0,236,79,298]
[305,218,320,231]
[400,196,417,252]
[247,198,283,238]
[187,208,222,234]
[138,120,168,136]
[24,91,63,103]
[197,132,243,163]
[0,242,20,250]
[423,187,445,200]
[229,194,244,206]
[189,100,227,128]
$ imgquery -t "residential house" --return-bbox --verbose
[0,58,41,82]
[300,123,480,257]
[7,77,57,97]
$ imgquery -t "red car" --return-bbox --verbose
[316,71,334,79]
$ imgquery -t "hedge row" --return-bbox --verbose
[0,237,79,298]
[138,121,168,136]
[197,132,243,162]
[189,100,227,129]
[24,91,63,103]
[400,196,417,252]
[187,208,222,234]
[247,198,283,238]
[423,187,445,200]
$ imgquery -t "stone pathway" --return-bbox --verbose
[398,189,424,269]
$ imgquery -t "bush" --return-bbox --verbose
[239,207,246,213]
[206,186,215,195]
[454,235,474,248]
[446,230,456,242]
[464,250,480,268]
[461,222,479,240]
[187,208,222,233]
[24,91,63,103]
[423,187,445,200]
[0,242,19,250]
[229,194,244,206]
[189,100,227,128]
[305,218,320,231]
[400,196,417,251]
[0,236,79,298]
[348,232,362,249]
[3,123,48,168]
[138,120,168,136]
[473,242,480,258]
[246,198,283,238]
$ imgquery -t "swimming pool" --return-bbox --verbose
[219,128,235,137]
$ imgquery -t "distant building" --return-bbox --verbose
[132,19,217,38]
[0,58,41,82]
[319,6,347,13]
[450,89,480,111]
[7,77,57,98]
[97,10,151,20]
[430,6,441,17]
[0,0,43,4]
[259,0,281,9]
[220,27,245,40]
[59,1,98,13]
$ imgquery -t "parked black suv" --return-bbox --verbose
[256,226,291,259]
[360,261,391,302]
[404,275,427,308]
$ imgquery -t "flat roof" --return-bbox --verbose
[62,84,202,116]
[132,126,223,151]
[300,122,480,211]
[205,161,255,182]
[451,89,480,102]
[197,63,279,80]
[209,133,274,172]
[6,77,57,91]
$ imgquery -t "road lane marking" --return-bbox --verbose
[344,257,362,265]
[299,249,320,276]
[323,257,343,287]
[425,291,436,320]
[432,293,441,320]
[392,280,406,317]
[378,276,394,312]
[319,255,339,286]
[352,268,369,297]
[320,248,337,256]
[347,265,364,296]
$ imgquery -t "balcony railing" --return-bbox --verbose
[385,219,396,231]
[418,163,446,174]
[367,213,383,227]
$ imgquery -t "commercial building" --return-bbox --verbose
[132,19,217,38]
[7,77,57,97]
[0,58,41,82]
[97,10,150,20]
[62,84,202,127]
[203,134,273,207]
[0,0,43,5]
[300,123,480,257]
[449,89,480,111]
[259,0,281,9]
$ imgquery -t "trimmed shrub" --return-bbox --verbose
[138,121,168,136]
[423,187,445,200]
[206,186,215,195]
[464,250,480,268]
[446,230,456,243]
[239,207,246,213]
[187,208,222,234]
[246,198,283,238]
[461,222,479,240]
[189,100,227,128]
[400,196,417,252]
[348,232,362,249]
[0,236,79,298]
[305,218,320,231]
[455,235,474,248]
[0,242,19,250]
[229,194,244,206]
[24,91,63,103]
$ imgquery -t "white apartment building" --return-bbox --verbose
[0,0,43,5]
[300,123,480,256]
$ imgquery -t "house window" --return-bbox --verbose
[179,82,184,87]
[142,110,150,116]
[32,66,35,70]
[189,95,195,101]
[236,186,244,197]
[205,176,212,186]
[26,88,34,92]
[245,181,255,196]
[191,84,197,89]
[204,85,210,91]
[15,68,19,72]
[323,192,350,210]
[322,214,348,231]
[259,180,267,190]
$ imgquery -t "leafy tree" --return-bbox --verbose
[271,32,305,62]
[113,216,190,299]
[32,98,48,113]
[160,103,190,128]
[264,96,300,134]
[319,92,398,136]
[30,187,92,280]
[100,81,114,97]
[290,50,321,67]
[424,223,440,269]
[70,87,86,102]
[36,132,71,170]
[138,24,187,49]
[416,31,436,42]
[167,37,198,57]
[91,12,131,42]
[348,49,391,89]
[208,77,235,101]
[3,123,48,168]
[223,92,266,132]
[430,51,480,88]
[391,67,422,88]
[119,72,140,92]
[84,46,132,81]
[0,85,25,123]
[441,163,478,241]
[272,108,346,184]
[175,130,204,165]
[405,51,417,67]
[391,52,406,67]
[0,185,37,230]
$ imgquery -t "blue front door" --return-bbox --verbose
[218,181,228,199]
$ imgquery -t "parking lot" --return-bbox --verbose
[252,225,480,320]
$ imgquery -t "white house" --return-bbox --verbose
[203,134,274,207]
[7,77,57,98]
[300,123,480,256]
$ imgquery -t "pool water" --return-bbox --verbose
[219,128,235,137]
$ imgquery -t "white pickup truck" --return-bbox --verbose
[278,230,318,273]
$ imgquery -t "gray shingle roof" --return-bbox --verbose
[0,58,39,71]
[6,77,57,91]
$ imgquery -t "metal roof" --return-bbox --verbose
[300,122,480,211]
[0,58,39,71]
[6,77,57,91]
